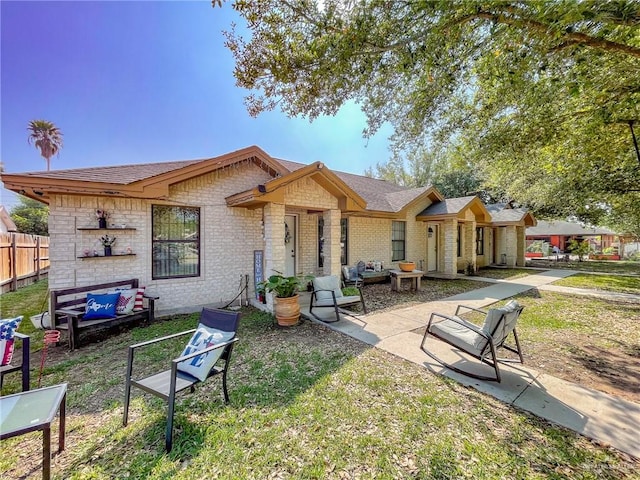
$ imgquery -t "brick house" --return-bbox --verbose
[1,146,535,316]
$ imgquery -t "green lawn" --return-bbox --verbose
[1,298,638,477]
[551,273,640,295]
[528,259,640,275]
[476,267,539,280]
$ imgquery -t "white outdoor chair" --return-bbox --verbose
[309,275,367,323]
[420,300,524,382]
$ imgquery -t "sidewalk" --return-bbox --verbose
[300,269,640,459]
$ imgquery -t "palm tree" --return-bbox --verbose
[27,120,63,171]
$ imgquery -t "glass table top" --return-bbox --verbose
[0,384,67,436]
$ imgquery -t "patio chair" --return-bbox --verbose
[0,315,30,393]
[420,300,524,382]
[341,265,362,287]
[309,275,367,323]
[123,308,240,452]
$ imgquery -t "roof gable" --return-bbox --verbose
[1,145,286,204]
[416,196,491,222]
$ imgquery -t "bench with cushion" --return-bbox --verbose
[52,279,158,350]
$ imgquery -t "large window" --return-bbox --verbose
[318,217,348,267]
[476,227,484,255]
[152,205,200,279]
[391,221,406,261]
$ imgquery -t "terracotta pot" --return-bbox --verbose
[398,262,416,272]
[274,294,300,326]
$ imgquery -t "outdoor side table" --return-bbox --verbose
[0,383,67,480]
[390,269,424,292]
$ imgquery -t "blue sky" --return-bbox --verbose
[0,1,392,209]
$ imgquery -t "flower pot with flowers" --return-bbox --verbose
[100,234,116,256]
[96,209,110,228]
[259,273,303,326]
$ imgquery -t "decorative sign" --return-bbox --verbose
[254,250,264,299]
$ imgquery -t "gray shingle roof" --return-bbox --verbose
[485,203,530,223]
[11,160,203,185]
[418,196,477,216]
[275,158,430,213]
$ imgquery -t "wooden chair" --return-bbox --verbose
[309,275,367,323]
[0,331,30,393]
[420,300,524,382]
[123,308,240,452]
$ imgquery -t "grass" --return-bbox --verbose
[527,259,640,275]
[1,286,639,477]
[551,273,640,295]
[475,267,539,280]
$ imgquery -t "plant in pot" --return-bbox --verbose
[259,273,303,326]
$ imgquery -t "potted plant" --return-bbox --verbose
[259,273,303,326]
[96,209,110,228]
[100,234,116,256]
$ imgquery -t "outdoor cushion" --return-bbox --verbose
[0,316,23,366]
[133,286,146,311]
[84,293,120,320]
[108,288,137,315]
[429,316,485,357]
[480,300,521,348]
[177,324,235,382]
[315,295,362,308]
[312,276,343,302]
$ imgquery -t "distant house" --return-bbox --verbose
[1,146,535,316]
[0,206,17,233]
[526,220,620,254]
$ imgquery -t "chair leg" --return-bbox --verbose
[420,329,501,382]
[222,365,230,403]
[123,347,135,426]
[21,336,30,392]
[166,394,175,452]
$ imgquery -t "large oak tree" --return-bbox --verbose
[220,0,640,234]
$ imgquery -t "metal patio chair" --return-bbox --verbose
[123,308,240,452]
[309,275,367,323]
[420,300,524,382]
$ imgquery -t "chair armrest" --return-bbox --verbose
[14,332,29,340]
[171,337,239,364]
[143,294,160,300]
[129,329,196,350]
[428,312,488,338]
[455,304,487,316]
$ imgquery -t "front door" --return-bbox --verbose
[427,223,438,271]
[284,215,296,277]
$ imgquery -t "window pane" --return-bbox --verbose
[392,221,405,261]
[318,216,324,268]
[341,218,348,265]
[476,227,484,255]
[152,205,200,279]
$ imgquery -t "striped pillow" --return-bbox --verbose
[133,286,146,311]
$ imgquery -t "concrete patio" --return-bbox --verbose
[300,269,640,459]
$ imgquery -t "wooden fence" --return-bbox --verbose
[0,232,50,293]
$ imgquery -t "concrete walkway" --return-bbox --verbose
[300,269,640,459]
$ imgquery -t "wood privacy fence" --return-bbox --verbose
[0,232,50,293]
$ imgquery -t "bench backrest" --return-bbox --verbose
[51,279,140,312]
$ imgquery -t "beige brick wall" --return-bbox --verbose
[48,162,271,316]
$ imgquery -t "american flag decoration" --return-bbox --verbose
[0,316,23,366]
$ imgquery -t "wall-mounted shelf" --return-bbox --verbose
[77,253,137,259]
[77,227,137,231]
